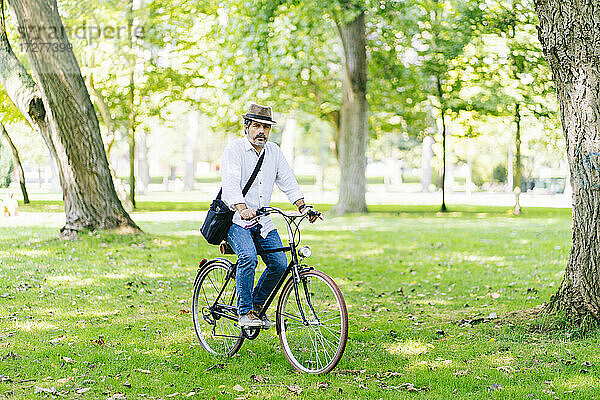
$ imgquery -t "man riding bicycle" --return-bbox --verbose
[220,103,319,329]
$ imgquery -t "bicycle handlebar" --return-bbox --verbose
[255,205,321,219]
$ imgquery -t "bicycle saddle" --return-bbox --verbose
[219,241,235,255]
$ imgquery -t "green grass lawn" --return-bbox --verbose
[1,203,598,399]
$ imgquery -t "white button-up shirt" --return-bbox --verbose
[221,138,303,238]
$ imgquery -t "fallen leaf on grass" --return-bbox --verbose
[316,382,330,389]
[497,366,514,373]
[62,356,76,364]
[123,381,131,388]
[251,374,265,383]
[166,393,179,398]
[287,384,303,394]
[91,336,105,346]
[381,382,429,392]
[332,369,366,375]
[582,361,594,367]
[232,384,245,392]
[179,309,191,314]
[76,387,91,394]
[0,375,12,383]
[206,363,225,371]
[134,369,152,374]
[49,336,64,344]
[108,394,126,400]
[34,386,57,394]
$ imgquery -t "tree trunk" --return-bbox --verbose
[507,141,514,191]
[514,102,522,190]
[184,111,199,191]
[0,122,29,203]
[88,73,117,159]
[332,11,368,214]
[5,0,139,235]
[127,0,138,208]
[437,76,447,212]
[421,135,434,192]
[535,0,600,322]
[281,115,297,171]
[87,67,134,207]
[137,127,150,194]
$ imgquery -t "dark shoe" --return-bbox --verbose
[254,304,271,329]
[238,310,264,327]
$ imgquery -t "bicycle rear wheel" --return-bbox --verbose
[192,260,244,356]
[276,269,348,374]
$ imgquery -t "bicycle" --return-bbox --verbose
[192,206,348,374]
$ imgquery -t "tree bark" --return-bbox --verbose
[137,127,150,194]
[514,102,522,190]
[513,102,522,215]
[184,111,199,191]
[88,73,117,159]
[127,0,138,208]
[87,68,134,208]
[332,11,368,214]
[0,122,29,203]
[6,0,139,234]
[437,75,447,212]
[421,135,434,192]
[535,0,600,322]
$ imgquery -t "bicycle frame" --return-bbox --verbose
[204,206,321,334]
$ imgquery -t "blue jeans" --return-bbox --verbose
[227,223,288,316]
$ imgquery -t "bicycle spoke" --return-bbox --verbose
[193,263,243,356]
[279,270,347,373]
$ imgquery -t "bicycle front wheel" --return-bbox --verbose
[192,260,244,356]
[276,269,348,374]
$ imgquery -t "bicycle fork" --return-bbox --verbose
[292,267,321,326]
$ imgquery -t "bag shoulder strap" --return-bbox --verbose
[216,150,265,200]
[242,151,265,195]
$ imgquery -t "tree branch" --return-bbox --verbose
[0,4,45,125]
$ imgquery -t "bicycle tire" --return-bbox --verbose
[276,269,348,374]
[192,260,244,356]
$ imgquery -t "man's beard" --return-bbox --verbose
[251,135,267,147]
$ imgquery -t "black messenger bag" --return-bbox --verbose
[200,152,264,245]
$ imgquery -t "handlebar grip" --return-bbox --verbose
[307,209,321,217]
[255,207,267,216]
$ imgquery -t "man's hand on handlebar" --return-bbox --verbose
[239,208,256,220]
[303,206,322,223]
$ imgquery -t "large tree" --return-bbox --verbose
[534,0,600,321]
[0,0,139,235]
[331,6,368,214]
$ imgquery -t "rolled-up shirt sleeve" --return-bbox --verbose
[275,147,304,205]
[221,144,245,210]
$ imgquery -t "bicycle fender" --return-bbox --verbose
[193,257,234,288]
